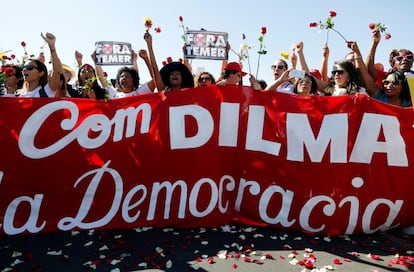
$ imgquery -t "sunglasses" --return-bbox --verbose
[394,54,414,62]
[271,65,286,70]
[382,79,401,85]
[198,77,211,82]
[23,64,39,71]
[331,70,345,76]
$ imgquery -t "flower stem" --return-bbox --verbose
[256,54,261,79]
[326,30,329,44]
[230,48,241,61]
[246,49,251,76]
[332,28,347,42]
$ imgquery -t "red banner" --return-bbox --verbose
[1,85,414,236]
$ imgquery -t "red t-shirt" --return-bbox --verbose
[375,69,387,88]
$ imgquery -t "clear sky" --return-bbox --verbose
[3,0,414,85]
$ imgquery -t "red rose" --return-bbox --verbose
[385,33,391,40]
[4,68,14,76]
[329,11,337,17]
[2,55,7,60]
[261,27,267,35]
[178,58,183,63]
[179,16,183,22]
[11,54,15,59]
[162,61,167,66]
[166,56,173,63]
[21,41,26,47]
[309,22,318,28]
[369,23,375,30]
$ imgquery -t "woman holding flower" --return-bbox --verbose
[70,51,106,99]
[0,64,23,96]
[71,63,106,99]
[144,30,194,92]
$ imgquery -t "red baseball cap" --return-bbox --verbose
[224,62,247,76]
[310,69,322,80]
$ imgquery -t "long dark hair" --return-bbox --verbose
[323,60,362,95]
[382,70,411,102]
[76,64,106,99]
[29,59,48,87]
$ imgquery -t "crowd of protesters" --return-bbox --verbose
[0,27,413,107]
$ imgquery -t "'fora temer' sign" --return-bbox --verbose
[94,41,133,65]
[184,30,228,60]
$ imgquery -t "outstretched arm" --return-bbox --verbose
[348,41,380,97]
[75,50,83,68]
[138,49,156,91]
[320,43,330,82]
[41,32,62,93]
[144,31,164,92]
[295,41,310,73]
[365,29,381,80]
[91,51,108,89]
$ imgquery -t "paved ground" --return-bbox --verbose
[1,225,413,271]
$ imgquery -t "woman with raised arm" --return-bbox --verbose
[15,32,62,97]
[93,49,156,99]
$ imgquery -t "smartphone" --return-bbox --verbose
[290,69,305,79]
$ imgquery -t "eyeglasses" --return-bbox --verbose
[271,65,286,70]
[198,77,211,82]
[331,70,345,76]
[393,54,414,62]
[382,79,401,85]
[23,64,39,71]
[81,70,93,74]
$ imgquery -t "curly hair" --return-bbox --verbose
[116,66,140,90]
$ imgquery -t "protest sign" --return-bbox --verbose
[94,41,133,65]
[184,30,228,60]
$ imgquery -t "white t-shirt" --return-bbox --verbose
[277,81,295,94]
[106,83,152,99]
[332,85,367,96]
[15,83,55,98]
